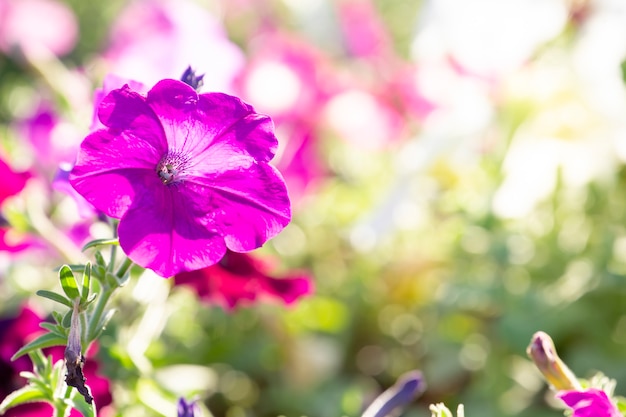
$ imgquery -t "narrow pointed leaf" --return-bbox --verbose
[52,311,64,325]
[11,333,67,361]
[36,290,73,308]
[54,264,85,273]
[85,293,98,305]
[27,350,48,373]
[59,265,80,300]
[62,310,73,328]
[82,238,119,252]
[81,262,91,303]
[69,391,97,417]
[39,322,67,337]
[0,385,49,413]
[94,251,106,267]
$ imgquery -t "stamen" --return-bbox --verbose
[156,152,190,185]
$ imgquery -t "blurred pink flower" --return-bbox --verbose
[0,158,30,206]
[236,29,336,123]
[337,0,392,60]
[19,104,83,173]
[0,305,112,416]
[174,250,313,310]
[274,123,327,203]
[323,82,407,148]
[385,64,437,121]
[0,0,78,58]
[103,0,244,92]
[0,157,36,253]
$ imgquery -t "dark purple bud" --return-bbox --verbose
[361,370,425,417]
[180,66,204,91]
[177,397,201,417]
[65,298,93,404]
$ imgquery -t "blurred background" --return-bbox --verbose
[2,0,626,416]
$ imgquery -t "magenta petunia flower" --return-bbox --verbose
[174,250,312,310]
[0,156,37,254]
[557,388,622,417]
[70,79,291,277]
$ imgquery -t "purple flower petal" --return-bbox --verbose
[192,162,290,252]
[70,79,291,277]
[147,79,278,162]
[557,388,621,417]
[118,180,227,277]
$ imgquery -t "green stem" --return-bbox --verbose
[52,386,73,417]
[108,219,119,273]
[87,288,114,343]
[116,257,133,279]
[108,245,117,273]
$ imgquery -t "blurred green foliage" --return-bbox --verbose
[2,1,626,417]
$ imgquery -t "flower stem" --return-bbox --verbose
[86,257,133,343]
[108,219,119,273]
[109,244,117,273]
[116,257,133,279]
[87,287,114,343]
[52,386,73,417]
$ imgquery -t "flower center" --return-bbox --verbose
[156,152,189,185]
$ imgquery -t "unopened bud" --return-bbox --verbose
[177,397,201,417]
[180,66,204,92]
[361,370,425,417]
[526,331,581,391]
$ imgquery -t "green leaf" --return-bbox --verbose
[27,350,48,373]
[11,333,67,361]
[94,251,106,267]
[69,391,97,417]
[59,265,80,300]
[53,264,85,273]
[81,262,91,304]
[0,385,49,414]
[39,322,66,337]
[51,311,64,326]
[92,264,107,282]
[36,290,73,308]
[23,378,51,394]
[85,293,97,306]
[82,238,119,252]
[62,310,73,328]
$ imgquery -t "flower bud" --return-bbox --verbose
[361,370,425,417]
[177,397,201,417]
[526,331,581,391]
[180,66,204,91]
